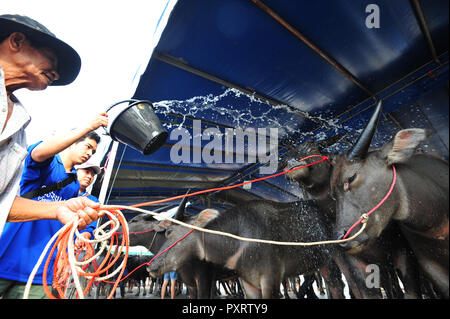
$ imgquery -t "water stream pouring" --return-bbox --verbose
[105,99,168,155]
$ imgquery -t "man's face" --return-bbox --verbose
[13,34,60,90]
[71,138,98,165]
[77,168,96,189]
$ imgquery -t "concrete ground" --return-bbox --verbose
[86,279,330,299]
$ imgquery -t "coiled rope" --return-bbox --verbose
[24,209,129,299]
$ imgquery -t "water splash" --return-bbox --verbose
[152,88,356,142]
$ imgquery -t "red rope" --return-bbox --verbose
[342,165,397,239]
[103,164,397,285]
[97,155,332,283]
[129,155,330,208]
[41,155,329,297]
[145,229,195,267]
[105,229,195,284]
[88,155,394,289]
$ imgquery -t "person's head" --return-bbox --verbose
[66,131,101,166]
[76,162,101,192]
[0,14,80,92]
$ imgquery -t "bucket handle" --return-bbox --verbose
[105,99,155,113]
[103,99,156,137]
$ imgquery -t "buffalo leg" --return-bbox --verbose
[392,246,422,298]
[320,260,346,299]
[261,275,281,299]
[240,279,261,299]
[282,279,290,299]
[334,254,383,299]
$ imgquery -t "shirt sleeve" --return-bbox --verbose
[24,141,54,169]
[19,141,55,196]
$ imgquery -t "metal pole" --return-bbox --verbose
[251,0,373,97]
[98,140,120,204]
[410,0,440,64]
[154,52,328,127]
[95,140,120,234]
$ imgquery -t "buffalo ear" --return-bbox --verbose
[194,209,220,227]
[383,129,431,165]
[143,213,155,221]
[154,220,171,232]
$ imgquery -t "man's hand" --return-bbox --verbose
[56,197,106,229]
[87,112,108,132]
[75,232,92,249]
[29,112,108,164]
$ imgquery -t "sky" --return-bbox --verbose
[1,0,169,152]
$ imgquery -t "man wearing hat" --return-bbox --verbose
[0,14,105,239]
[76,162,102,199]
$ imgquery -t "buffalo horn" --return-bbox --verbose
[174,189,191,220]
[348,100,383,159]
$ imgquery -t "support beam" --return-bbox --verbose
[251,0,373,97]
[154,52,327,127]
[98,141,120,204]
[410,0,440,63]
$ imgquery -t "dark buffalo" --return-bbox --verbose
[125,254,153,296]
[279,133,424,298]
[92,252,127,299]
[330,101,449,298]
[117,200,237,299]
[148,200,347,299]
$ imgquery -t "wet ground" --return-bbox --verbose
[85,281,331,299]
[84,285,188,299]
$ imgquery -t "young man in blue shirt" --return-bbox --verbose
[0,113,107,299]
[74,161,102,247]
[54,162,102,285]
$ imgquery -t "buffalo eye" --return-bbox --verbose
[348,173,357,184]
[165,229,173,238]
[344,173,357,191]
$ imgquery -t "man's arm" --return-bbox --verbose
[7,196,106,229]
[30,112,108,162]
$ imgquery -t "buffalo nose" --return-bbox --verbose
[148,262,158,273]
[337,231,350,248]
[147,264,157,275]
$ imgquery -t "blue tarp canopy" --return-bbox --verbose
[93,0,449,214]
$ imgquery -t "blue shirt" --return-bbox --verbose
[78,192,99,240]
[0,141,79,285]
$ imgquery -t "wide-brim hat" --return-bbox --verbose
[0,14,81,86]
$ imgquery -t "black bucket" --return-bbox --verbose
[106,99,168,155]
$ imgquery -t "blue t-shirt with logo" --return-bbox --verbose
[0,141,79,285]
